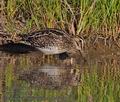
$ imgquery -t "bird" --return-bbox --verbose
[16,28,84,55]
[0,31,14,45]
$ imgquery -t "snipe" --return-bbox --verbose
[0,27,14,45]
[18,28,84,55]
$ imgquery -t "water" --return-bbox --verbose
[0,44,120,102]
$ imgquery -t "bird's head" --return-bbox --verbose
[72,36,86,62]
[73,36,84,51]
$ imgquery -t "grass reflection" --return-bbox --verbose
[4,65,120,102]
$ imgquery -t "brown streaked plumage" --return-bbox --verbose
[0,26,14,45]
[18,28,84,55]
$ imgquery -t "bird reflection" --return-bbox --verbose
[19,64,81,89]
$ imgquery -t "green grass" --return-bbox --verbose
[0,0,120,37]
[78,68,120,102]
[3,57,120,102]
[4,65,120,102]
[0,1,120,101]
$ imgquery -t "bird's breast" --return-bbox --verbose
[36,46,67,55]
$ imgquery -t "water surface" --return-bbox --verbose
[0,45,120,102]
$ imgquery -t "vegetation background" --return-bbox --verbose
[0,1,120,102]
[0,0,120,38]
